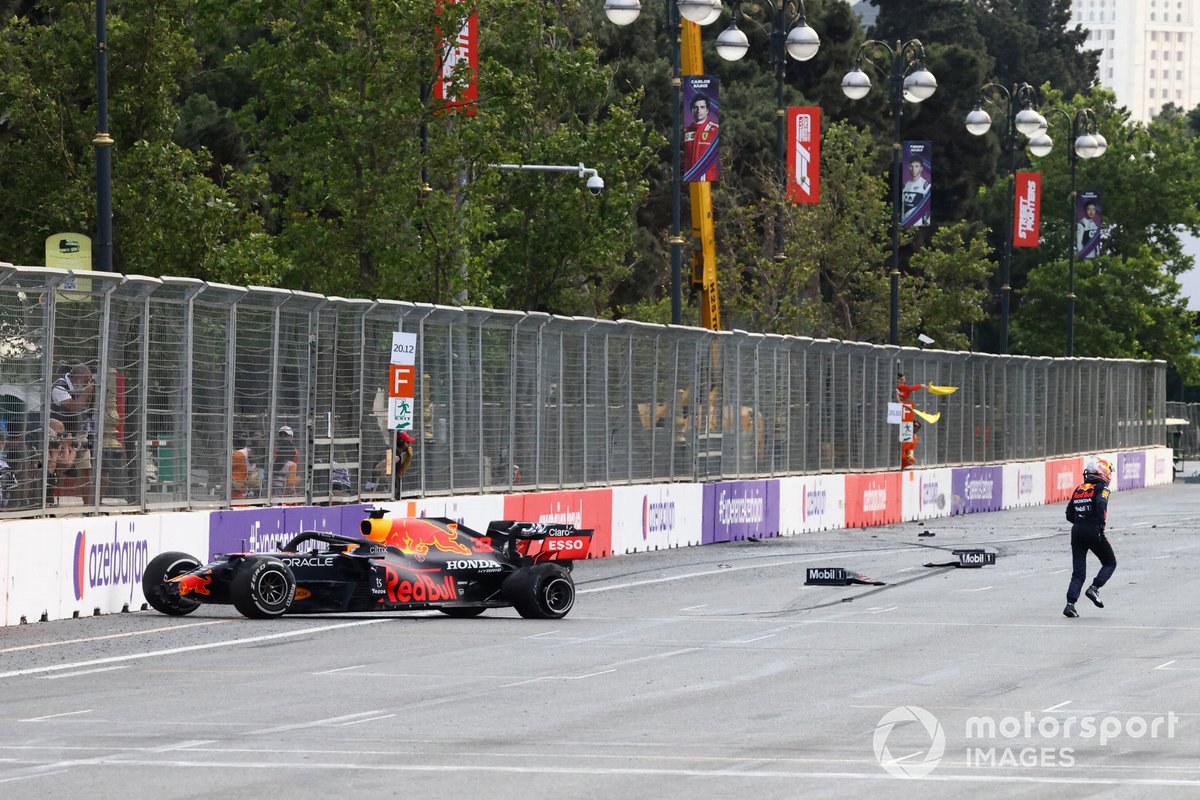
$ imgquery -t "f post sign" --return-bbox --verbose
[388,332,417,431]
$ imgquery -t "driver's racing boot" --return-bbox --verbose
[1085,585,1104,608]
[1063,603,1079,618]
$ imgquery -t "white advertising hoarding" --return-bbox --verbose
[901,468,953,521]
[610,483,704,554]
[1002,461,1046,509]
[778,474,846,534]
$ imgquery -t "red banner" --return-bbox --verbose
[1013,171,1042,247]
[786,107,820,203]
[433,1,478,116]
[844,472,902,528]
[503,489,614,559]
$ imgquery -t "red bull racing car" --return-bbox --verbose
[141,511,592,620]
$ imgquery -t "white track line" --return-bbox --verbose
[0,619,392,680]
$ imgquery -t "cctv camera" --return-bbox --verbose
[586,174,605,195]
[917,333,935,346]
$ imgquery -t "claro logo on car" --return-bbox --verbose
[72,527,150,603]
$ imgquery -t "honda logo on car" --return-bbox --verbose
[72,528,149,602]
[445,559,502,571]
[718,491,765,524]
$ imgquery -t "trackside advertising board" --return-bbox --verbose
[380,495,507,535]
[951,466,1003,515]
[1002,461,1046,508]
[610,484,703,554]
[901,468,952,521]
[1148,447,1173,486]
[1,512,209,626]
[503,489,614,558]
[778,474,845,533]
[208,504,371,561]
[1117,450,1146,491]
[702,480,780,543]
[1045,457,1084,502]
[844,472,902,527]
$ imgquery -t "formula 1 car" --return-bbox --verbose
[141,511,592,620]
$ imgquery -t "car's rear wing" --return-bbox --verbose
[485,520,594,562]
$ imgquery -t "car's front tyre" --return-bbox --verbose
[142,552,203,616]
[231,556,296,619]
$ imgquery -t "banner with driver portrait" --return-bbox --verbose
[683,76,720,183]
[1076,189,1102,259]
[901,141,932,227]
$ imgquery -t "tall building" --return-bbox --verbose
[1070,0,1200,121]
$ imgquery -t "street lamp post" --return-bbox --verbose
[605,1,721,324]
[965,82,1045,354]
[841,40,937,346]
[94,0,114,271]
[489,162,605,193]
[714,1,820,260]
[1027,110,1106,356]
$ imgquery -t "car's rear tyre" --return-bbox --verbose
[504,563,575,620]
[231,556,296,619]
[142,551,203,616]
[439,606,487,618]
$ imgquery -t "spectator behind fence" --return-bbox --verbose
[101,367,127,502]
[51,363,95,498]
[231,436,260,500]
[43,418,77,503]
[271,425,300,496]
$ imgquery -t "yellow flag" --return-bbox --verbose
[913,408,941,424]
[926,384,958,395]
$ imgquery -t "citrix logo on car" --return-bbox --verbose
[72,527,150,602]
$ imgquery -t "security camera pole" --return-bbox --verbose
[489,163,604,193]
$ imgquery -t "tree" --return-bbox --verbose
[1011,90,1200,379]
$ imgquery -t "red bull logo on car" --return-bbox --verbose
[173,572,213,597]
[384,565,458,603]
[72,528,150,602]
[361,516,472,558]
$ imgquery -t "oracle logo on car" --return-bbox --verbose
[72,528,150,603]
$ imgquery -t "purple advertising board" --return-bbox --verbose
[1116,451,1146,491]
[951,466,1003,515]
[208,504,370,560]
[701,480,780,544]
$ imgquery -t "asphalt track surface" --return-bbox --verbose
[2,479,1199,799]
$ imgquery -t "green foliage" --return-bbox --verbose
[0,0,1195,384]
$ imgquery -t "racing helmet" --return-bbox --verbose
[1083,456,1112,484]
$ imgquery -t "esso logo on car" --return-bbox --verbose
[545,537,587,552]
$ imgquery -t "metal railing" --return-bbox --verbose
[0,264,1167,517]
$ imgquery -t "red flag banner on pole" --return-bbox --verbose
[433,0,478,116]
[1013,171,1042,247]
[786,107,820,204]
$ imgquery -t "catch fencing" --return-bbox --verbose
[0,264,1167,517]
